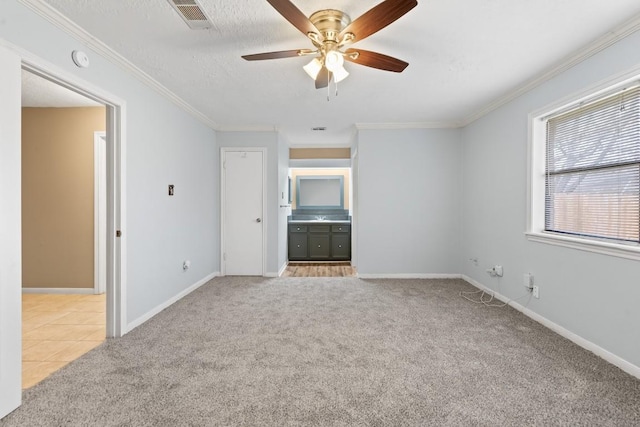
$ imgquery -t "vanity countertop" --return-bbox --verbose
[288,219,351,225]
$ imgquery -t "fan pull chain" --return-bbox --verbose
[327,68,330,102]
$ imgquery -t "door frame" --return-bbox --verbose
[220,147,267,276]
[94,131,107,294]
[2,39,128,339]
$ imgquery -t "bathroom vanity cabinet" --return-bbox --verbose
[288,222,351,261]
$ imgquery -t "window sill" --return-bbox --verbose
[525,232,640,261]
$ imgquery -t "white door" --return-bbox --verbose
[222,149,264,275]
[0,46,23,418]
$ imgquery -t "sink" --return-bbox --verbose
[289,219,350,224]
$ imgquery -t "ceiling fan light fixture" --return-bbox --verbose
[303,58,323,80]
[324,50,344,72]
[332,65,349,83]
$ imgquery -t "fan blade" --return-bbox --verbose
[315,67,332,89]
[340,0,417,43]
[242,50,303,61]
[266,0,320,38]
[344,49,408,72]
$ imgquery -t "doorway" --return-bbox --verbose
[0,43,125,418]
[21,70,108,388]
[221,148,266,276]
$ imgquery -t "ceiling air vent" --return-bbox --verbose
[167,0,213,29]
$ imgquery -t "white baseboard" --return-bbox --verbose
[125,272,218,333]
[461,275,640,380]
[264,272,279,278]
[277,262,288,277]
[22,287,96,294]
[357,273,462,279]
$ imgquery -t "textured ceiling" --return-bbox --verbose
[39,0,640,146]
[22,69,102,107]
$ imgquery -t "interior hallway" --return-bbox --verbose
[22,293,106,389]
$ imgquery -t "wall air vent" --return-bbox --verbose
[167,0,213,29]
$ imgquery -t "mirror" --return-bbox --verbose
[296,175,344,209]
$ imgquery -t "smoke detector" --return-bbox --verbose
[167,0,213,29]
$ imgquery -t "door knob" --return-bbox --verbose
[256,218,262,223]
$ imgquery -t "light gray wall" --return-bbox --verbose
[277,136,290,273]
[460,30,640,368]
[217,131,280,275]
[351,138,360,268]
[1,0,219,327]
[357,129,463,275]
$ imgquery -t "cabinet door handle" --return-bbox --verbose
[256,218,262,223]
[338,245,342,248]
[338,227,342,231]
[297,245,301,248]
[297,227,300,230]
[318,245,321,248]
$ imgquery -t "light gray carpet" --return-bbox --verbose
[3,277,640,426]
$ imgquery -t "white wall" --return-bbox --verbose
[0,45,22,416]
[357,129,462,276]
[217,131,281,275]
[460,30,640,369]
[0,0,219,328]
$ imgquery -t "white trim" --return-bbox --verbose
[461,275,640,380]
[216,125,277,132]
[94,132,107,294]
[355,121,462,130]
[125,272,218,333]
[2,39,128,339]
[17,0,219,131]
[357,273,462,279]
[277,262,288,277]
[22,287,95,295]
[462,12,640,126]
[220,147,267,277]
[264,272,280,278]
[527,66,640,262]
[526,232,640,261]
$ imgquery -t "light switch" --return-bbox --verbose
[168,185,174,196]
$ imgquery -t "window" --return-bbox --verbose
[529,79,640,259]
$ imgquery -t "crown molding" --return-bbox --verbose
[216,125,278,132]
[18,0,220,130]
[355,121,462,130]
[461,12,640,127]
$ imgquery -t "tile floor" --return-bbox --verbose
[22,293,106,389]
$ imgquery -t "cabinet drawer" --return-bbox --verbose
[288,233,308,259]
[309,225,330,233]
[289,225,307,233]
[331,224,350,233]
[332,234,351,259]
[309,235,331,259]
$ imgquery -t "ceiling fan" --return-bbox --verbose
[242,0,418,89]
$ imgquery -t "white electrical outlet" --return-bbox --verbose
[532,285,539,298]
[494,265,503,277]
[523,273,534,290]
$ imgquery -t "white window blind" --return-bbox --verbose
[545,85,640,244]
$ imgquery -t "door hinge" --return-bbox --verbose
[116,230,122,237]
